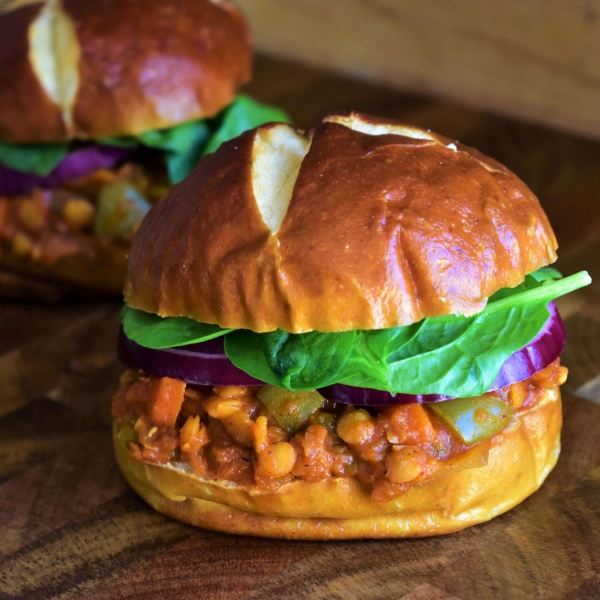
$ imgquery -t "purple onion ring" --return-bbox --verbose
[118,302,565,405]
[0,145,135,197]
[118,330,265,387]
[320,302,565,405]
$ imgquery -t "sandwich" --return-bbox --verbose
[112,113,590,539]
[0,0,287,297]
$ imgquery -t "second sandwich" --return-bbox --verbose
[0,0,286,296]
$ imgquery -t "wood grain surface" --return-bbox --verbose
[0,56,599,599]
[237,0,600,141]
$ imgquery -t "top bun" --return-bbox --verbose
[0,0,251,142]
[125,112,558,333]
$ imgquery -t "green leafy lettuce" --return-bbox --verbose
[100,119,211,185]
[224,270,589,397]
[122,269,590,398]
[200,94,291,157]
[122,305,232,349]
[0,139,70,176]
[104,94,290,184]
[0,95,290,183]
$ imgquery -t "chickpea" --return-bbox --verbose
[62,199,95,230]
[12,232,33,256]
[385,446,422,483]
[222,411,254,447]
[336,409,375,446]
[256,442,297,478]
[213,386,248,398]
[180,415,209,454]
[253,415,269,453]
[556,367,568,387]
[508,384,526,408]
[535,363,568,389]
[203,396,245,419]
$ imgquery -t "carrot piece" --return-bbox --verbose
[386,404,436,446]
[148,377,186,426]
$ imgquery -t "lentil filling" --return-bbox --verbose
[0,162,167,268]
[112,360,567,503]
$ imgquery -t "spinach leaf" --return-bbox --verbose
[489,266,561,301]
[2,95,289,183]
[529,266,562,283]
[200,94,291,157]
[226,329,357,389]
[103,94,289,184]
[102,119,211,184]
[120,269,589,397]
[224,270,590,396]
[0,139,70,176]
[142,120,212,184]
[122,305,232,349]
[338,302,550,396]
[102,119,212,184]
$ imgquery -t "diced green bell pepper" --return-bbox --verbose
[307,410,338,435]
[428,395,514,445]
[257,387,325,433]
[94,181,151,238]
[116,423,138,444]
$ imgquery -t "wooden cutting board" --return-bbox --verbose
[0,56,599,600]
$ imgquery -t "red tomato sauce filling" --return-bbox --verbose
[112,360,566,502]
[0,163,166,267]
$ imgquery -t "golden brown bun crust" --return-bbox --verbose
[125,114,558,332]
[0,3,66,141]
[114,388,562,539]
[64,0,251,140]
[0,241,127,295]
[0,0,252,142]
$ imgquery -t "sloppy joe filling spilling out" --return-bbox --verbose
[112,360,567,503]
[0,162,167,268]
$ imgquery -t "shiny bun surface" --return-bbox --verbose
[0,0,252,142]
[126,113,558,333]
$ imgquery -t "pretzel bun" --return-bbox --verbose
[125,112,558,333]
[0,0,251,142]
[114,386,561,540]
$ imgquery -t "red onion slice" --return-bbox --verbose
[118,330,265,387]
[118,302,565,405]
[0,145,135,196]
[320,302,565,405]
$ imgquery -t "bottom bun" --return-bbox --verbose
[0,242,128,297]
[114,388,562,540]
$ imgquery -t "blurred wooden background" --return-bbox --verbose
[237,0,600,140]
